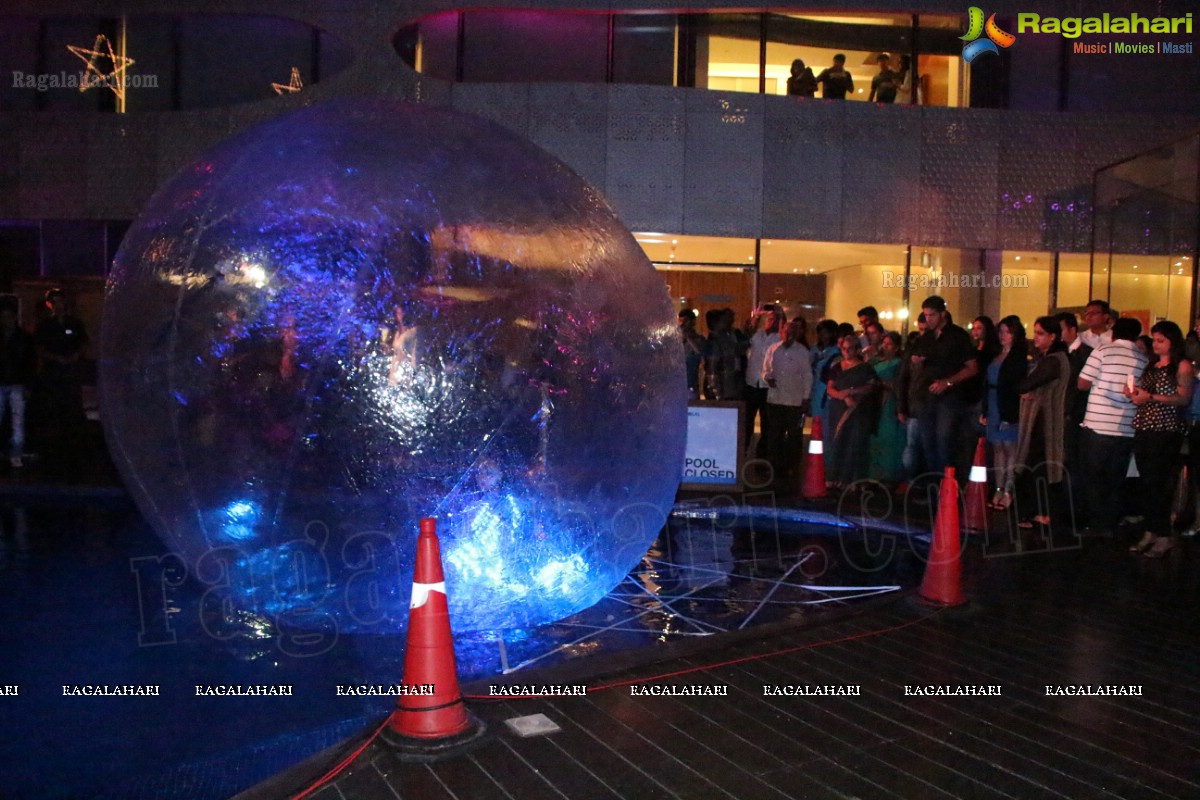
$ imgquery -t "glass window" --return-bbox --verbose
[636,234,1007,335]
[766,13,909,102]
[0,222,41,289]
[612,14,677,87]
[635,232,757,330]
[899,248,985,331]
[0,14,350,112]
[394,9,971,108]
[461,11,608,84]
[1000,251,1051,326]
[1056,253,1092,310]
[1093,133,1199,327]
[683,14,762,93]
[764,13,967,106]
[178,16,323,110]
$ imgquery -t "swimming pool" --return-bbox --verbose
[0,500,918,799]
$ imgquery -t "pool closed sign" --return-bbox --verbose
[682,404,741,489]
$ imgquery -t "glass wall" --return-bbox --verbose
[0,219,126,287]
[999,251,1050,327]
[636,233,997,334]
[636,233,755,333]
[1056,253,1092,311]
[761,13,966,105]
[1093,133,1199,329]
[397,10,969,107]
[462,11,609,84]
[613,14,677,87]
[0,15,352,112]
[687,14,763,94]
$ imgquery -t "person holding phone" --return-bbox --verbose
[762,318,812,487]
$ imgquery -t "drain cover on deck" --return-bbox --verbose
[504,713,562,737]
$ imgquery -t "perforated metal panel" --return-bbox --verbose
[0,9,1193,258]
[996,112,1080,252]
[450,82,531,139]
[406,75,453,108]
[156,112,232,185]
[682,89,763,237]
[604,84,685,233]
[762,96,844,241]
[19,119,88,218]
[919,106,1001,249]
[841,101,921,243]
[0,116,17,217]
[528,84,609,192]
[88,119,160,219]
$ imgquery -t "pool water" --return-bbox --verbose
[0,502,919,799]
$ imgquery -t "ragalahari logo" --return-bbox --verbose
[961,7,1016,62]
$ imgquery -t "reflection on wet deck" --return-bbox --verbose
[461,514,910,676]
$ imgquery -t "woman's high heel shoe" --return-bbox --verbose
[1129,532,1155,554]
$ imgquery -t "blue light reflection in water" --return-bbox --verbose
[216,500,259,541]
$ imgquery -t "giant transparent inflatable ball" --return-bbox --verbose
[102,99,686,636]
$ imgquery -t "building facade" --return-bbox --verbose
[2,0,1198,330]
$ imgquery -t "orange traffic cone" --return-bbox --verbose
[918,467,967,607]
[963,437,989,532]
[802,416,827,499]
[383,518,485,757]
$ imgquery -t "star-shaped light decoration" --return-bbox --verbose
[271,67,304,95]
[67,35,135,109]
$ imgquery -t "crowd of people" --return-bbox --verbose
[786,52,919,104]
[681,295,1200,557]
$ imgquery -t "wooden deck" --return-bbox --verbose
[236,533,1200,800]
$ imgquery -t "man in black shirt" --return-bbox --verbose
[815,54,854,100]
[1056,312,1093,525]
[911,295,979,477]
[868,53,899,103]
[35,288,89,479]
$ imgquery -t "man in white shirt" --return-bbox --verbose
[743,306,784,457]
[1077,317,1146,536]
[1079,299,1114,351]
[762,319,813,487]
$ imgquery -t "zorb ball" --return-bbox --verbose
[101,99,686,636]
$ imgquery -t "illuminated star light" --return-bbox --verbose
[66,34,135,104]
[271,67,304,95]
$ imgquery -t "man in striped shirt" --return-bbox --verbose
[1077,318,1147,537]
